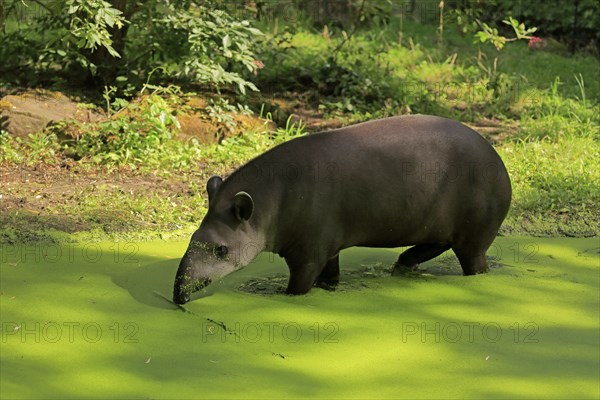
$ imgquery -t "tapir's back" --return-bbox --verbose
[225,114,511,248]
[259,115,504,169]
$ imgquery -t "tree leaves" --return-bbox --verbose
[151,3,263,94]
[66,0,128,57]
[1,1,263,94]
[475,18,537,50]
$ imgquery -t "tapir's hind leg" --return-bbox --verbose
[392,243,451,276]
[452,230,496,275]
[316,255,340,290]
[453,248,489,275]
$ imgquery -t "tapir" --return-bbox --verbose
[173,115,511,304]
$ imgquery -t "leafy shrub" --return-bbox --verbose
[0,1,263,94]
[202,115,306,167]
[60,88,199,167]
[0,131,61,165]
[255,29,419,114]
[126,2,262,94]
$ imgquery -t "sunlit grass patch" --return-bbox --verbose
[498,136,599,236]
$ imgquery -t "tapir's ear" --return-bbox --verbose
[206,176,223,203]
[233,191,254,222]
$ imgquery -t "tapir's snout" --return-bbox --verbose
[173,253,212,304]
[172,275,211,304]
[173,289,190,305]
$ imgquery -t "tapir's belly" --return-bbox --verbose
[304,168,463,249]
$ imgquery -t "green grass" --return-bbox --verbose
[0,114,308,244]
[499,136,599,236]
[498,44,600,101]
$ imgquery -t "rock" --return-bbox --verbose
[177,95,275,143]
[0,90,101,138]
[177,112,222,143]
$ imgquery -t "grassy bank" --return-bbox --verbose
[1,18,598,243]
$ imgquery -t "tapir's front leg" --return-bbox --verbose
[284,256,325,295]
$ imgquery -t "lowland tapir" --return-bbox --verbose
[173,115,511,304]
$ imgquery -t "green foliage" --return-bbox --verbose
[61,85,200,167]
[475,17,537,50]
[205,98,252,136]
[496,73,599,230]
[510,0,599,51]
[0,131,61,165]
[511,77,599,141]
[202,115,306,167]
[0,1,263,93]
[256,23,542,120]
[0,1,128,82]
[131,2,262,94]
[66,0,126,58]
[449,0,600,52]
[255,29,423,117]
[495,44,600,101]
[0,131,20,164]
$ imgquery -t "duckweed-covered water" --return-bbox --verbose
[1,237,598,398]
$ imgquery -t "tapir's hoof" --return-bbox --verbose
[463,267,489,276]
[391,262,418,276]
[315,278,339,291]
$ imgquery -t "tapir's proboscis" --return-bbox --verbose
[173,115,511,304]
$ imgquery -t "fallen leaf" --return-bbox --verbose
[145,357,151,364]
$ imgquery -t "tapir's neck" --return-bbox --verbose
[249,204,284,257]
[252,214,277,254]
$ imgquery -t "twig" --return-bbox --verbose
[152,291,239,337]
[29,0,53,14]
[331,0,366,57]
[152,290,188,312]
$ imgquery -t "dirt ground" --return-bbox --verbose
[0,162,203,238]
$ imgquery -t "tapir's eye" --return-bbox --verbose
[215,245,228,258]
